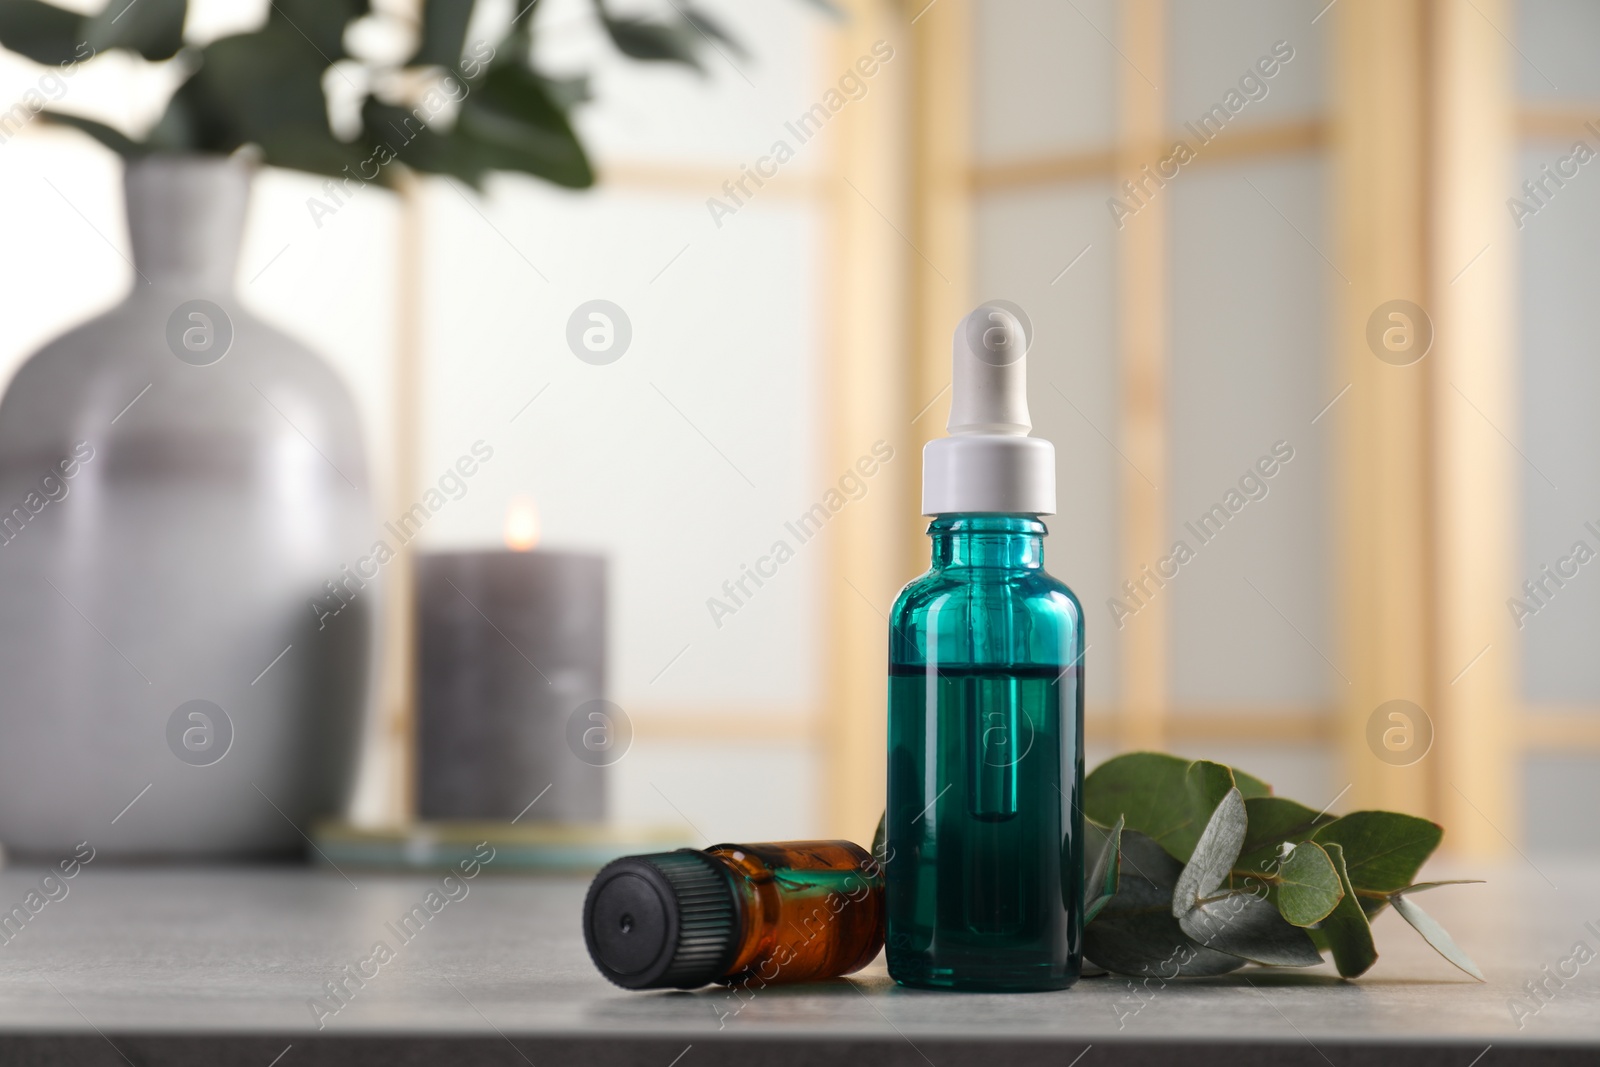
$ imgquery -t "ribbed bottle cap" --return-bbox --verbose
[583,850,741,990]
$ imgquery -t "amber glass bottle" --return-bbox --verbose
[584,840,885,990]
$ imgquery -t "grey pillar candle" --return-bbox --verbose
[416,546,607,821]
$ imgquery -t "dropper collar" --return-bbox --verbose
[922,302,1057,516]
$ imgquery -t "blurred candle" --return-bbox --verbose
[416,497,607,821]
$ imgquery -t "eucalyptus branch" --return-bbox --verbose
[1080,752,1484,980]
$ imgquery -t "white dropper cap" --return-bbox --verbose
[922,302,1057,516]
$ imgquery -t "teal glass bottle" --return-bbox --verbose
[886,514,1084,991]
[886,301,1081,992]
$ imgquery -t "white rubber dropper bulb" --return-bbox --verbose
[949,304,1032,436]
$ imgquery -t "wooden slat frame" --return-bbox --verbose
[1521,710,1600,750]
[970,119,1326,191]
[1330,0,1435,820]
[1517,107,1600,141]
[1114,0,1169,752]
[818,0,915,841]
[374,170,426,824]
[905,0,973,578]
[1430,0,1518,856]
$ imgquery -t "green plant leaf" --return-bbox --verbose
[84,0,186,60]
[1083,829,1246,978]
[1233,768,1273,800]
[38,109,139,154]
[266,0,368,61]
[1274,841,1343,927]
[181,26,324,150]
[538,71,591,110]
[0,0,83,64]
[1312,810,1443,893]
[254,125,367,177]
[409,0,474,68]
[1392,892,1484,981]
[871,810,885,861]
[1235,796,1336,877]
[1084,816,1123,924]
[1316,841,1377,978]
[1177,889,1324,967]
[1083,752,1235,863]
[452,61,592,187]
[144,87,198,151]
[1172,788,1246,912]
[594,0,703,70]
[361,98,479,186]
[678,3,747,59]
[1167,787,1320,967]
[175,24,362,170]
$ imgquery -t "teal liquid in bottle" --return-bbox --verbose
[885,305,1084,992]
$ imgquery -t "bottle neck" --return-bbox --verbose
[124,154,251,290]
[928,513,1046,570]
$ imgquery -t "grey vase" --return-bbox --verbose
[0,155,373,860]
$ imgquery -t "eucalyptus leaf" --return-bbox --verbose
[1233,768,1273,800]
[177,25,355,171]
[250,123,369,179]
[594,2,703,70]
[1083,753,1236,863]
[453,61,592,187]
[1316,841,1377,978]
[39,110,139,155]
[1167,784,1325,968]
[1084,829,1246,978]
[1084,815,1123,924]
[538,72,591,110]
[266,0,368,61]
[83,0,185,61]
[678,3,747,59]
[1392,892,1484,981]
[363,98,484,187]
[1172,787,1246,913]
[1178,889,1323,967]
[1312,811,1443,893]
[409,0,474,68]
[1235,795,1336,879]
[145,88,198,152]
[0,0,82,65]
[1274,841,1342,927]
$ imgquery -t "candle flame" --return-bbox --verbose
[504,496,540,552]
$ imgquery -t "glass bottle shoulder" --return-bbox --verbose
[889,565,1083,670]
[891,564,1080,616]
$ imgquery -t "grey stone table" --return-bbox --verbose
[0,858,1593,1065]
